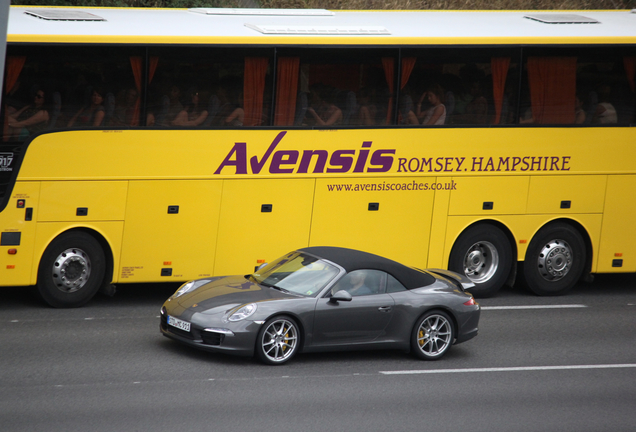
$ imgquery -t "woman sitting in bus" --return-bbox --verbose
[399,93,419,125]
[417,84,446,125]
[67,87,106,127]
[356,88,377,126]
[306,86,342,126]
[172,88,209,127]
[7,87,50,138]
[591,85,617,124]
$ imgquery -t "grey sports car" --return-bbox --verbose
[160,247,480,365]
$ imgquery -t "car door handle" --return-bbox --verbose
[378,306,392,313]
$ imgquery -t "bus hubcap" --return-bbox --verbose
[52,248,91,293]
[463,241,499,284]
[537,240,572,281]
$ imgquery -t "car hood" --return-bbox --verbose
[174,275,299,315]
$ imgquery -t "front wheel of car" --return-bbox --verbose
[411,310,455,361]
[256,315,300,365]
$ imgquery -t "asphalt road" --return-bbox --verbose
[1,275,635,432]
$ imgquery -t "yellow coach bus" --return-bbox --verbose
[1,6,635,307]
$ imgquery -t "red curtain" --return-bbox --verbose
[625,57,636,93]
[527,57,577,124]
[244,57,269,127]
[4,56,26,95]
[274,57,299,126]
[491,57,511,125]
[382,58,395,124]
[129,56,159,126]
[400,57,417,90]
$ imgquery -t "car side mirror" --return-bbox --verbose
[329,290,352,303]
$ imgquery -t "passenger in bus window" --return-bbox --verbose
[575,94,586,124]
[7,87,50,138]
[112,87,139,126]
[172,88,209,127]
[306,85,343,126]
[417,84,446,126]
[355,88,378,126]
[398,92,418,126]
[67,87,106,127]
[592,85,617,124]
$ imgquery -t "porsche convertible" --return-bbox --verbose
[160,247,480,365]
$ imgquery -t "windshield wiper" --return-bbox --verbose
[261,282,292,294]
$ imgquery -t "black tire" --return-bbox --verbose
[523,223,585,296]
[449,224,513,298]
[255,315,300,365]
[37,231,106,308]
[411,310,455,360]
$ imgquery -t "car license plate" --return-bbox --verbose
[167,315,191,332]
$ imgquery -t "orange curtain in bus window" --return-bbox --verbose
[527,57,576,124]
[4,56,26,95]
[274,57,300,126]
[382,57,395,124]
[491,57,511,125]
[401,58,416,89]
[244,57,269,126]
[3,56,26,141]
[624,57,636,92]
[129,56,159,126]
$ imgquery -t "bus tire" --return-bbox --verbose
[37,231,106,308]
[523,223,585,296]
[449,224,512,298]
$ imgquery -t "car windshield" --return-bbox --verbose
[250,252,340,297]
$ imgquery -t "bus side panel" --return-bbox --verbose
[426,188,451,269]
[38,181,128,222]
[32,221,124,286]
[119,180,223,282]
[0,182,40,286]
[444,214,603,272]
[448,176,530,216]
[213,179,315,276]
[310,176,436,268]
[597,175,636,273]
[527,175,607,214]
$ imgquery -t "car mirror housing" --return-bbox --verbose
[329,290,352,303]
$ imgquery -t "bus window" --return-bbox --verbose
[2,45,140,141]
[147,46,273,128]
[274,48,398,127]
[402,47,520,126]
[520,47,636,125]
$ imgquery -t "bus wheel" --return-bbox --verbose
[449,224,512,298]
[523,223,585,296]
[37,232,106,308]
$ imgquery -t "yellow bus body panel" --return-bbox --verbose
[119,180,223,283]
[311,176,436,267]
[1,182,40,286]
[2,126,636,288]
[598,175,636,273]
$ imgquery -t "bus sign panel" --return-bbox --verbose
[0,153,13,172]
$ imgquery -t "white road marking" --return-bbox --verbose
[380,364,636,375]
[481,304,587,310]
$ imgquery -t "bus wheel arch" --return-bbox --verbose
[448,221,516,298]
[37,229,112,308]
[522,219,590,296]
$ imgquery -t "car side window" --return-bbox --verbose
[330,269,387,297]
[386,274,407,293]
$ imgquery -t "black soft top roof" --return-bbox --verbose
[299,246,435,289]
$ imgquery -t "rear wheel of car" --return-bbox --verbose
[256,315,300,365]
[522,223,585,296]
[411,310,454,360]
[37,231,106,308]
[449,224,512,298]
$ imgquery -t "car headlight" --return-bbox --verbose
[172,279,210,298]
[228,303,257,322]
